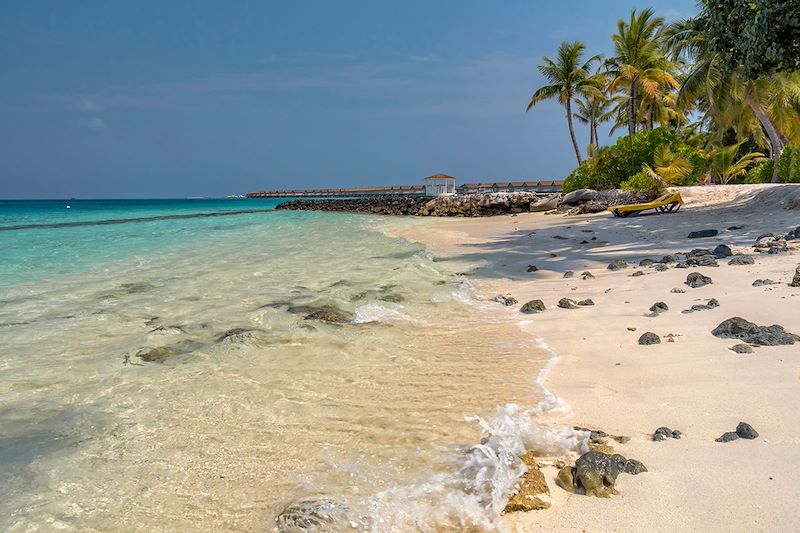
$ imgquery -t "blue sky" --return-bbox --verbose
[0,0,697,198]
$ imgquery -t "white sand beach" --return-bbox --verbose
[397,184,800,532]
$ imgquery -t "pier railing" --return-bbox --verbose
[246,181,563,198]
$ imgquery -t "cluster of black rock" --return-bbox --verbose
[275,188,658,217]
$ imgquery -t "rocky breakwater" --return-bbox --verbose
[275,189,657,217]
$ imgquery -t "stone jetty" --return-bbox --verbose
[274,189,656,217]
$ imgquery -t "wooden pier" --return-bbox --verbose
[246,180,563,198]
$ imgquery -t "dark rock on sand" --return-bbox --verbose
[730,343,754,354]
[558,298,579,309]
[581,271,595,280]
[556,451,648,497]
[688,229,719,239]
[682,298,720,314]
[527,265,539,273]
[754,235,788,254]
[685,249,719,267]
[686,272,713,288]
[520,300,546,314]
[630,270,645,277]
[715,431,739,443]
[752,279,779,287]
[649,302,669,315]
[639,259,655,267]
[729,254,755,266]
[712,244,733,258]
[608,259,629,271]
[736,422,759,439]
[658,254,679,264]
[791,265,800,287]
[653,427,682,441]
[563,271,575,279]
[712,317,800,346]
[577,299,595,306]
[276,498,351,533]
[638,332,661,345]
[654,264,668,272]
[495,295,519,306]
[503,452,551,513]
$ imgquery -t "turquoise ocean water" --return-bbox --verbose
[0,199,562,532]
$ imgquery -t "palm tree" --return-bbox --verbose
[527,41,603,164]
[642,144,695,185]
[704,143,767,184]
[667,17,800,182]
[573,90,614,150]
[606,9,679,136]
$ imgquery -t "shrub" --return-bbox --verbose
[776,147,800,183]
[562,128,704,190]
[744,160,774,183]
[620,172,665,194]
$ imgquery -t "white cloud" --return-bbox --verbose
[88,117,106,129]
[80,99,104,111]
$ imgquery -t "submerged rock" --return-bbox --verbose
[520,300,546,314]
[135,340,203,363]
[503,452,551,513]
[729,254,755,266]
[685,272,713,288]
[711,317,800,346]
[638,332,661,345]
[688,229,719,239]
[300,306,353,324]
[607,259,629,271]
[527,264,539,273]
[276,498,352,533]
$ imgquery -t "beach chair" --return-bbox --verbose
[609,191,684,218]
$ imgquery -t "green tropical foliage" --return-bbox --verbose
[704,143,767,184]
[532,4,800,191]
[700,0,800,80]
[620,171,665,193]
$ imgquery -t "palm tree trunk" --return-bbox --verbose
[648,102,655,131]
[628,85,636,136]
[750,103,784,182]
[593,120,599,149]
[565,98,582,164]
[589,114,596,148]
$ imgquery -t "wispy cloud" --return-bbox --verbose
[79,99,104,111]
[87,117,106,129]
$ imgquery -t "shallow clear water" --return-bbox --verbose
[0,199,562,532]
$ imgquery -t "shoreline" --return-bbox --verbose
[392,184,800,532]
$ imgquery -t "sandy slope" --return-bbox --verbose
[396,184,800,533]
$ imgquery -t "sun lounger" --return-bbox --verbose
[609,191,683,218]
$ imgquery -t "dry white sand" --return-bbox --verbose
[396,184,800,533]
